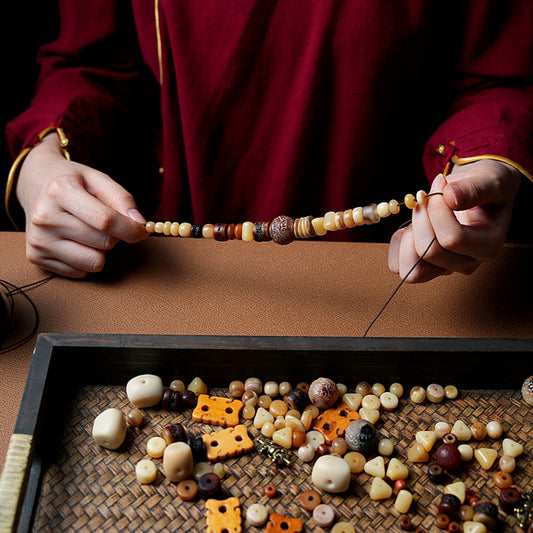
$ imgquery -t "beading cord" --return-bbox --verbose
[0,275,56,355]
[144,190,431,244]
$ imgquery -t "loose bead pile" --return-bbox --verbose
[144,191,430,244]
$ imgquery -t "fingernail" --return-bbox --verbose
[128,208,146,224]
[430,173,445,191]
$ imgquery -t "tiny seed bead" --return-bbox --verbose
[312,217,327,236]
[324,211,337,231]
[404,193,416,209]
[352,206,364,225]
[389,199,400,214]
[376,201,390,217]
[163,221,172,235]
[145,221,155,232]
[170,222,180,236]
[202,223,215,239]
[242,221,254,241]
[179,222,192,237]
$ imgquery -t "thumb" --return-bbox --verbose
[443,174,502,211]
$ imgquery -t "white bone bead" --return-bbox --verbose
[311,455,351,493]
[126,374,164,408]
[92,408,127,450]
[136,459,157,484]
[163,442,194,482]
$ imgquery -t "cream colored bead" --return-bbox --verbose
[279,381,292,396]
[474,448,498,470]
[451,420,472,441]
[379,392,399,411]
[163,442,193,482]
[202,223,215,239]
[311,217,327,236]
[409,386,426,404]
[301,410,314,431]
[342,393,362,411]
[154,221,164,233]
[304,405,320,418]
[343,209,356,228]
[458,444,474,461]
[407,442,429,463]
[212,463,225,479]
[403,193,415,209]
[332,522,355,533]
[369,477,392,500]
[371,383,386,396]
[394,489,413,514]
[364,456,385,478]
[337,383,348,396]
[272,427,293,449]
[358,408,380,424]
[389,199,400,215]
[415,431,437,452]
[146,436,166,458]
[463,522,487,533]
[390,382,404,398]
[312,455,351,493]
[324,211,337,231]
[170,222,180,236]
[263,381,279,397]
[187,376,208,395]
[92,408,127,450]
[445,385,459,399]
[297,442,315,462]
[136,459,157,484]
[163,221,172,235]
[246,503,268,527]
[253,407,274,429]
[242,221,254,241]
[376,202,391,217]
[386,457,409,480]
[486,420,503,438]
[261,421,275,438]
[145,221,155,233]
[445,481,466,504]
[193,462,213,480]
[434,421,451,438]
[416,190,427,205]
[502,438,523,457]
[361,394,380,410]
[352,207,364,225]
[179,222,192,237]
[126,374,164,408]
[306,430,325,450]
[378,438,394,456]
[273,415,286,429]
[285,416,305,432]
[344,451,366,473]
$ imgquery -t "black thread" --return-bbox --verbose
[0,274,56,355]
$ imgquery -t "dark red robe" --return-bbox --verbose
[6,1,533,240]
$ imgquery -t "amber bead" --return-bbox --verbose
[269,399,289,417]
[258,394,272,409]
[292,430,307,449]
[316,443,329,456]
[242,390,258,407]
[494,470,513,489]
[458,505,474,522]
[447,521,461,532]
[126,408,143,427]
[499,486,522,514]
[198,472,221,498]
[297,382,310,393]
[244,377,262,395]
[234,223,242,240]
[269,215,295,245]
[229,380,245,398]
[300,489,321,511]
[465,489,477,504]
[213,223,228,241]
[264,483,277,498]
[439,494,460,520]
[356,381,372,396]
[399,516,412,531]
[395,479,408,492]
[435,514,450,529]
[470,422,487,441]
[177,479,199,501]
[331,437,348,456]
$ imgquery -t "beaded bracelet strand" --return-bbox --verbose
[145,190,431,245]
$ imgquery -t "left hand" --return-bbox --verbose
[388,159,521,283]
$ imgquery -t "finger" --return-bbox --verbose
[388,227,406,274]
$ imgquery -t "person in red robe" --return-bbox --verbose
[5,1,533,280]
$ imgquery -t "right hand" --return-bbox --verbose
[16,133,149,278]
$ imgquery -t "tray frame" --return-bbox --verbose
[4,333,533,532]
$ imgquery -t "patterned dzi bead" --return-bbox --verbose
[269,215,295,245]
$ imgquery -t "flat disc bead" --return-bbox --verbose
[136,459,157,484]
[269,215,295,245]
[246,503,268,526]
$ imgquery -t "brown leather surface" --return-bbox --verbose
[1,231,533,471]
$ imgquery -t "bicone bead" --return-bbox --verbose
[404,194,416,209]
[269,215,295,245]
[362,204,380,225]
[376,202,391,218]
[242,221,254,241]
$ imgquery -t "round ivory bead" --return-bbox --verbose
[126,374,164,408]
[297,443,315,462]
[163,442,194,482]
[136,459,157,484]
[92,408,127,450]
[311,455,351,493]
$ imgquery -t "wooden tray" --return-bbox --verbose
[1,334,533,532]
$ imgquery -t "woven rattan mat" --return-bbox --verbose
[32,385,532,532]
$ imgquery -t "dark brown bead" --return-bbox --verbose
[269,215,295,245]
[435,443,462,473]
[284,387,308,412]
[316,443,329,456]
[187,435,207,462]
[438,494,460,520]
[169,390,182,411]
[264,483,277,498]
[427,463,445,483]
[198,472,221,498]
[191,224,203,238]
[499,486,522,513]
[226,223,235,240]
[435,514,450,530]
[447,521,461,532]
[399,515,412,531]
[214,223,228,241]
[473,501,499,530]
[162,423,187,446]
[253,221,271,242]
[161,388,171,409]
[181,389,197,408]
[177,479,199,501]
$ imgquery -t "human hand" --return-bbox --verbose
[16,133,149,278]
[388,159,521,283]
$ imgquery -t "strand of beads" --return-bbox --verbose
[144,190,428,246]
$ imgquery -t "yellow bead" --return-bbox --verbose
[369,477,392,500]
[242,221,254,241]
[146,436,166,458]
[376,202,391,218]
[170,222,180,236]
[394,489,413,514]
[474,448,498,470]
[202,223,215,239]
[416,190,427,205]
[404,193,416,209]
[154,221,165,233]
[352,207,364,225]
[187,376,208,395]
[323,211,337,231]
[145,221,155,233]
[344,451,366,473]
[311,217,327,236]
[343,209,356,228]
[179,222,192,237]
[136,459,157,484]
[389,199,400,214]
[163,221,172,235]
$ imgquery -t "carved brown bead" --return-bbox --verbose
[269,215,295,245]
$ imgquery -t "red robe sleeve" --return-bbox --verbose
[424,1,533,183]
[5,0,148,170]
